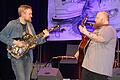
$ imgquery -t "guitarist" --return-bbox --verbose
[0,5,49,80]
[79,12,117,80]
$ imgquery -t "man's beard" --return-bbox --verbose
[26,19,32,22]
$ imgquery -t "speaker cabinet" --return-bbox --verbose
[37,67,63,80]
[59,63,79,79]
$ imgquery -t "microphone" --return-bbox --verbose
[86,23,109,29]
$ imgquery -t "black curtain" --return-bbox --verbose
[0,0,48,80]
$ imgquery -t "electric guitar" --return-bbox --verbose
[7,25,60,59]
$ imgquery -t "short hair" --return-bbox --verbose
[97,11,109,21]
[18,5,32,16]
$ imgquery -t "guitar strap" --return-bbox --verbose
[27,23,34,36]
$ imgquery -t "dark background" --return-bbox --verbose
[0,0,47,79]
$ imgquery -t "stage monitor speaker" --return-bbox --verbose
[37,67,63,80]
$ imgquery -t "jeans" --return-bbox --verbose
[11,54,33,80]
[82,68,109,80]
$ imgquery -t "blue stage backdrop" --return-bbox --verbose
[48,0,120,41]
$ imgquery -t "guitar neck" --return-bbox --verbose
[36,25,59,39]
[36,32,44,38]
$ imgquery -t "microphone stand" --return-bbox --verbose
[115,38,120,68]
[31,45,42,80]
[44,58,53,67]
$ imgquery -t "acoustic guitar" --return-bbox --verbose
[78,16,89,80]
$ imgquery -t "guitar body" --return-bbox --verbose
[7,33,36,59]
[78,36,89,80]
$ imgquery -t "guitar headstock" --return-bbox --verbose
[81,16,88,27]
